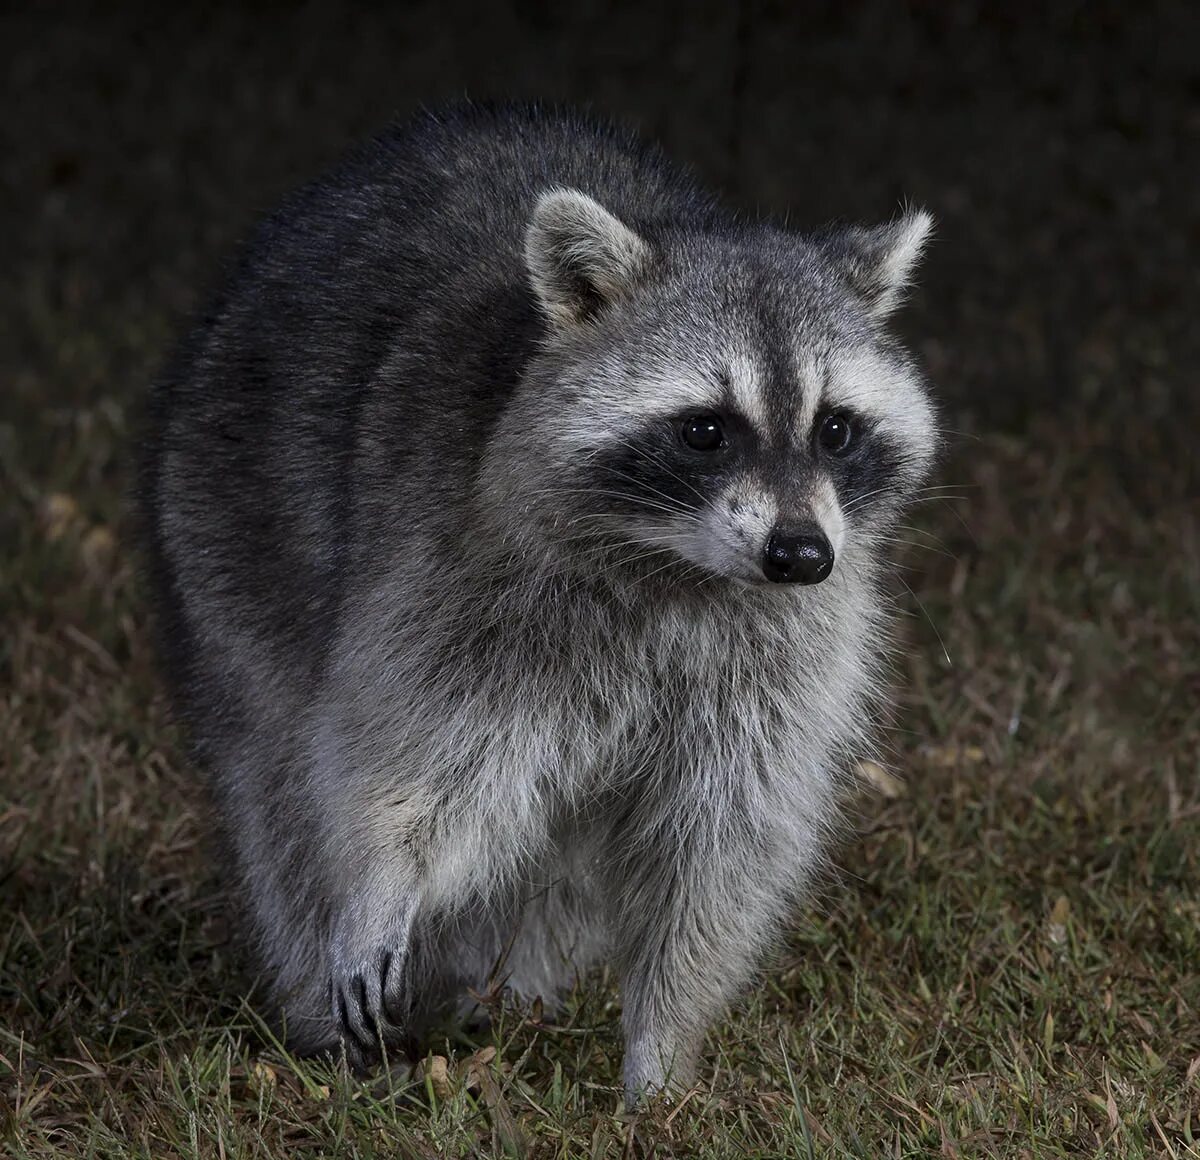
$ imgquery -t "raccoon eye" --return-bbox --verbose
[681,414,725,451]
[816,412,855,456]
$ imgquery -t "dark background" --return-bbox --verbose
[4,0,1196,450]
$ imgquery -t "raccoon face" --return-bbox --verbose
[504,188,938,587]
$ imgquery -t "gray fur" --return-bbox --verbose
[138,102,938,1100]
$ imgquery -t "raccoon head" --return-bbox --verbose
[488,187,937,589]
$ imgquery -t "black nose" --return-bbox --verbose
[762,529,835,585]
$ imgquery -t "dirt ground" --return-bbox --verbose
[2,2,1198,1156]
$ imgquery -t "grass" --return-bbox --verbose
[2,313,1198,1156]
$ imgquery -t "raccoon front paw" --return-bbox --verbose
[331,908,416,1066]
[331,945,414,1066]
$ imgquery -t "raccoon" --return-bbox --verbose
[138,102,937,1100]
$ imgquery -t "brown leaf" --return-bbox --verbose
[81,524,117,575]
[857,759,905,799]
[1045,895,1070,947]
[418,1054,452,1101]
[1103,1069,1119,1130]
[474,1063,527,1155]
[40,493,80,540]
[923,744,985,768]
[251,1060,277,1088]
[461,1045,497,1095]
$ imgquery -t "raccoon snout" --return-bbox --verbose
[762,528,834,585]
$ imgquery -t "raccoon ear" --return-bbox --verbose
[525,188,653,328]
[825,209,934,319]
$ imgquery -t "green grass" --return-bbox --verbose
[2,345,1198,1156]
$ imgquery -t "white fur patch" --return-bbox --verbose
[821,348,937,476]
[556,369,723,452]
[872,210,933,316]
[811,477,845,556]
[726,351,769,433]
[662,480,785,584]
[789,352,823,446]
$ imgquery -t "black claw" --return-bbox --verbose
[381,950,407,1024]
[334,986,353,1040]
[335,978,375,1055]
[355,973,380,1045]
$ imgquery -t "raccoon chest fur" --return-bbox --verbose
[318,574,866,905]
